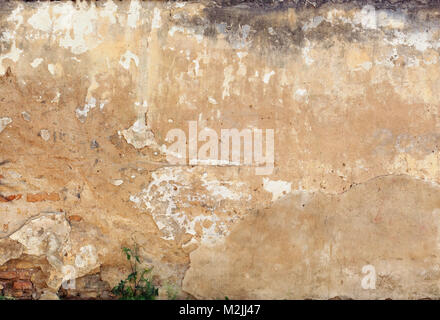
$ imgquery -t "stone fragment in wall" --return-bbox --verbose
[121,101,159,149]
[39,289,59,300]
[121,118,158,149]
[0,239,23,266]
[21,111,31,121]
[9,213,71,290]
[9,213,70,258]
[39,129,50,141]
[0,117,12,134]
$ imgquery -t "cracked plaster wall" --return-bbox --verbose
[1,0,440,299]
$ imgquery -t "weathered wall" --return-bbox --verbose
[1,0,440,299]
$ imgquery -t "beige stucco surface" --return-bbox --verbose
[1,0,440,299]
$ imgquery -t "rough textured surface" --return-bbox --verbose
[1,0,440,299]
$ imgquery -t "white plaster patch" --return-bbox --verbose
[237,52,248,60]
[7,4,24,29]
[74,245,98,269]
[130,167,248,244]
[127,0,141,29]
[122,118,156,149]
[21,112,31,121]
[112,179,124,186]
[222,65,234,99]
[168,26,185,36]
[40,129,51,141]
[388,30,438,52]
[201,173,243,201]
[51,91,61,104]
[302,40,314,66]
[31,58,43,68]
[28,5,52,32]
[0,41,23,75]
[99,100,108,110]
[263,178,292,201]
[208,96,218,105]
[167,26,203,43]
[1,31,14,42]
[130,167,189,241]
[99,0,118,24]
[76,97,97,123]
[119,50,139,70]
[52,2,101,55]
[0,117,12,134]
[263,70,275,84]
[294,88,308,103]
[121,101,158,149]
[354,5,377,30]
[191,59,200,77]
[48,63,56,75]
[152,7,162,29]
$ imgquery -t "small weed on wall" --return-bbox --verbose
[112,245,159,300]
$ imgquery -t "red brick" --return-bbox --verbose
[68,215,83,222]
[26,192,60,202]
[0,271,17,280]
[46,192,60,201]
[13,280,32,290]
[10,290,32,299]
[17,270,33,280]
[6,194,21,201]
[0,194,22,202]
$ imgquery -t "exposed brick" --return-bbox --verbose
[68,215,83,222]
[46,192,60,201]
[0,194,22,202]
[11,290,23,298]
[0,271,17,280]
[10,290,32,299]
[13,280,33,290]
[26,192,60,202]
[7,194,21,201]
[17,270,33,280]
[12,194,21,201]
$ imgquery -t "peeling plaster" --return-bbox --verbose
[0,117,12,134]
[3,0,440,300]
[119,50,139,70]
[121,101,158,149]
[263,178,292,201]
